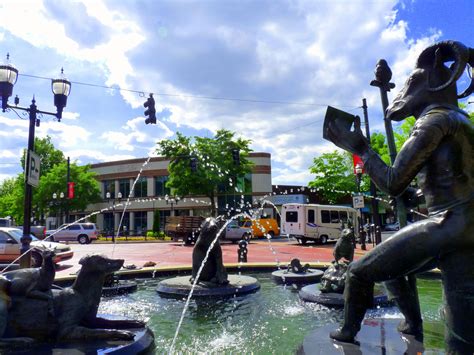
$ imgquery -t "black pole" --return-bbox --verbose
[370,60,407,229]
[362,98,382,244]
[65,156,70,223]
[20,98,37,268]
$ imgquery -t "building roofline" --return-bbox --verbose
[90,152,271,169]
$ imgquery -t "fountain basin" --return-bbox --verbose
[156,275,260,298]
[98,273,445,353]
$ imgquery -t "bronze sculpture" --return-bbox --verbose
[324,40,474,352]
[190,217,229,286]
[319,228,355,294]
[4,254,146,344]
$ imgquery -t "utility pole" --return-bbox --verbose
[370,59,407,229]
[361,98,382,244]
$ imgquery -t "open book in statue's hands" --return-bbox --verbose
[323,106,369,156]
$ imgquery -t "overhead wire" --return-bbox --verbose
[18,72,357,108]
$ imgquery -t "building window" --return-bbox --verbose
[155,176,170,196]
[135,177,148,197]
[134,211,147,235]
[119,179,130,198]
[103,180,115,199]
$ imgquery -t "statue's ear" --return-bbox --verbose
[79,255,90,265]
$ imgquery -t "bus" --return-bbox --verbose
[281,203,359,244]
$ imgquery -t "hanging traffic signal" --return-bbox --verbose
[144,93,156,124]
[231,148,240,165]
[190,157,198,172]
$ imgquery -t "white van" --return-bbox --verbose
[281,204,359,244]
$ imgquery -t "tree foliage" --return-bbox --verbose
[156,129,253,216]
[0,137,101,224]
[308,151,367,204]
[35,162,101,219]
[21,136,64,174]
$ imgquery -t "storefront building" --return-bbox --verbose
[85,153,272,234]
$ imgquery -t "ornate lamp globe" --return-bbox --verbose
[52,68,71,120]
[0,54,18,111]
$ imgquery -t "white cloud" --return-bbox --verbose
[0,0,453,187]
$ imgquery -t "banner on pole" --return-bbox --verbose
[68,182,75,199]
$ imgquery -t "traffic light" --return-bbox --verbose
[190,157,198,172]
[231,148,240,165]
[144,93,156,124]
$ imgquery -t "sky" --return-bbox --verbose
[0,0,472,186]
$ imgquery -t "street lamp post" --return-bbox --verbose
[165,194,180,216]
[355,164,366,250]
[52,192,65,228]
[0,54,71,268]
[106,191,122,242]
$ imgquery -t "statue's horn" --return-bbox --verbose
[416,40,470,92]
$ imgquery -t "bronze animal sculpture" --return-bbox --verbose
[190,217,229,286]
[3,249,56,316]
[319,228,355,293]
[287,258,310,274]
[324,40,474,352]
[5,254,145,342]
[333,228,355,264]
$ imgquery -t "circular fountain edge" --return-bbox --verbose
[156,275,260,298]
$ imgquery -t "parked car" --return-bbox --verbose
[384,221,414,232]
[0,218,46,239]
[244,218,280,239]
[0,227,74,267]
[221,220,253,243]
[46,223,98,244]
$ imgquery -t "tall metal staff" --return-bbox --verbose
[370,59,407,229]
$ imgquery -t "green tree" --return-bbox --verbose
[36,162,101,220]
[21,136,65,174]
[153,210,161,233]
[157,129,253,216]
[308,151,365,204]
[0,177,24,224]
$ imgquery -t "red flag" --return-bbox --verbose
[68,182,75,199]
[352,155,365,174]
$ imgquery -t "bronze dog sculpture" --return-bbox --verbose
[325,40,474,351]
[5,254,145,342]
[190,217,229,286]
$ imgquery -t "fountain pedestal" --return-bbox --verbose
[157,275,260,298]
[272,269,324,284]
[298,318,424,354]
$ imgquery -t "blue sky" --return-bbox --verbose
[0,0,472,185]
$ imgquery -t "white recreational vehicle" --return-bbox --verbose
[281,203,360,244]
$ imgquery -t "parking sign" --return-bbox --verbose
[353,195,364,209]
[27,150,40,187]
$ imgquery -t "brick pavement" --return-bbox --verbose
[55,239,374,278]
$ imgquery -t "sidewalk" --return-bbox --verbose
[55,239,375,279]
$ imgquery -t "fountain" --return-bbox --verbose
[2,40,471,354]
[156,217,260,298]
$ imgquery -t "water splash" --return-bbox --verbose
[168,213,249,354]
